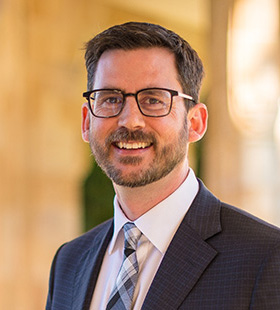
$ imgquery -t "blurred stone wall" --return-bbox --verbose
[0,0,87,308]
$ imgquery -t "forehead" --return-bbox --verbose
[93,47,181,91]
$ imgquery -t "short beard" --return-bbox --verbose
[89,118,189,188]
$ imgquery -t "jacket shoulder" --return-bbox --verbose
[58,218,113,260]
[221,202,280,242]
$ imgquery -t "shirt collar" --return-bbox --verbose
[108,168,199,255]
[108,196,130,254]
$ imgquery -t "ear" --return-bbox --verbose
[82,102,90,142]
[187,103,208,143]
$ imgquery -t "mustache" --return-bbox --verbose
[105,128,157,146]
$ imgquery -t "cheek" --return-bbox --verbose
[151,111,187,140]
[90,118,115,139]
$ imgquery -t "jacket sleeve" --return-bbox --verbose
[250,243,280,309]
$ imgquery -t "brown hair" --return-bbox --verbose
[85,22,204,105]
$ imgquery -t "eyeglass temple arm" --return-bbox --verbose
[178,92,195,102]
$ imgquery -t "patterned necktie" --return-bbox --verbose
[106,222,142,310]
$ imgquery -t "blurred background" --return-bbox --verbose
[0,0,280,308]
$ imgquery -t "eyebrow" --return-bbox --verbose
[92,85,167,92]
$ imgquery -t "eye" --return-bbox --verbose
[145,97,162,105]
[94,92,123,106]
[103,96,122,105]
[139,94,167,110]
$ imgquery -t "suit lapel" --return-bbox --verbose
[72,221,113,310]
[142,180,222,310]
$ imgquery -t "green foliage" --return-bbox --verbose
[82,161,115,231]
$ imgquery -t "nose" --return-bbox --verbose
[117,96,146,130]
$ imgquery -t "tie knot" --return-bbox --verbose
[123,222,142,253]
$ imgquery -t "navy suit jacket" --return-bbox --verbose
[46,180,280,309]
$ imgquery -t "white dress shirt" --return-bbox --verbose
[90,168,199,310]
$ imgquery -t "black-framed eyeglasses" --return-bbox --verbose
[82,87,195,118]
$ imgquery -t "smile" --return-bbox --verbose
[115,142,152,150]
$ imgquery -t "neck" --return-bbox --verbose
[113,159,190,221]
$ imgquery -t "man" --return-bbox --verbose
[46,22,280,309]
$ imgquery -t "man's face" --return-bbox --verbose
[84,47,191,187]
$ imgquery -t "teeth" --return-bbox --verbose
[116,142,151,149]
